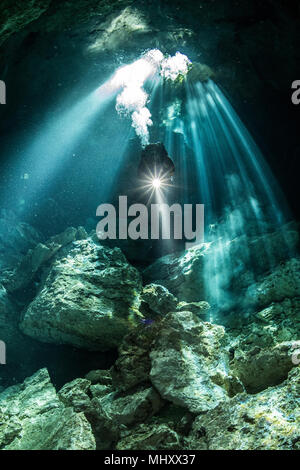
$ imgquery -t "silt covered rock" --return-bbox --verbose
[20,238,142,351]
[150,310,244,414]
[188,368,300,450]
[0,368,95,450]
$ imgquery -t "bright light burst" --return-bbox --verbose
[137,168,173,204]
[152,177,162,189]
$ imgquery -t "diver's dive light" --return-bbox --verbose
[152,177,162,189]
[138,142,175,194]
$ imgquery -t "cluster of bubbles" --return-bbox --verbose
[111,49,191,146]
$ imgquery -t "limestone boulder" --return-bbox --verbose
[19,238,142,351]
[143,225,299,315]
[149,311,244,414]
[85,385,164,449]
[111,322,160,392]
[227,297,300,393]
[176,300,211,319]
[244,258,300,309]
[58,378,92,413]
[94,386,163,427]
[143,246,206,302]
[0,210,41,256]
[140,283,178,317]
[188,368,300,450]
[117,423,181,451]
[0,210,42,285]
[4,226,87,293]
[0,368,95,450]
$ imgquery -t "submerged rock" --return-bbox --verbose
[0,210,42,285]
[244,257,300,308]
[81,382,164,449]
[85,369,112,385]
[4,226,84,293]
[150,311,244,414]
[188,368,300,450]
[1,296,298,450]
[228,297,300,393]
[113,308,243,411]
[0,210,41,255]
[58,378,92,413]
[176,300,211,319]
[0,216,298,450]
[143,245,206,302]
[0,0,52,46]
[143,225,299,316]
[140,283,178,317]
[117,423,181,451]
[19,238,142,351]
[93,386,163,428]
[0,368,95,450]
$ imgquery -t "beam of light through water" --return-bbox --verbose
[0,51,295,319]
[1,80,119,212]
[160,77,296,317]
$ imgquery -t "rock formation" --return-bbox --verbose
[0,368,95,450]
[0,213,299,449]
[20,237,142,351]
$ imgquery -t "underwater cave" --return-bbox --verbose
[0,0,299,453]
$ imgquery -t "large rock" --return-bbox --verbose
[0,210,41,255]
[58,378,92,413]
[244,258,300,309]
[83,383,164,449]
[228,297,300,393]
[19,238,142,351]
[117,423,181,451]
[4,226,86,293]
[93,386,163,428]
[111,321,160,392]
[111,290,210,393]
[0,0,51,46]
[0,368,95,450]
[149,311,244,414]
[188,367,300,450]
[0,284,35,388]
[0,210,42,284]
[143,226,299,313]
[139,283,178,316]
[143,245,206,302]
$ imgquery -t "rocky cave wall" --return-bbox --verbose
[0,218,299,449]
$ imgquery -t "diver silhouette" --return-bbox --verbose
[138,142,175,181]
